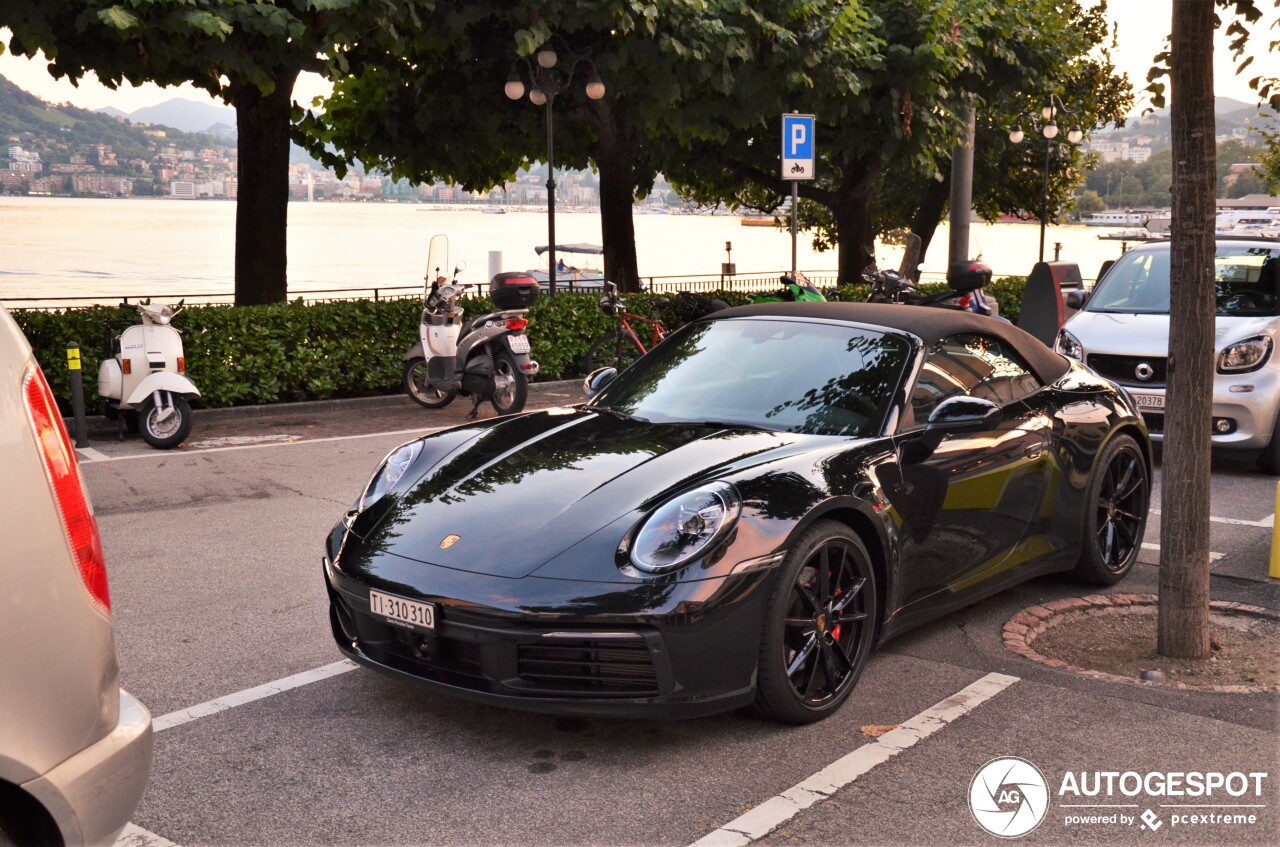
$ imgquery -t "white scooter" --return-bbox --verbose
[403,235,540,418]
[98,299,201,449]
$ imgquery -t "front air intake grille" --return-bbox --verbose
[517,637,659,696]
[1087,354,1167,387]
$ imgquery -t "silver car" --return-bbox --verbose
[0,306,153,845]
[1055,238,1280,473]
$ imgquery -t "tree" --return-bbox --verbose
[302,1,866,292]
[2,1,412,306]
[667,0,1130,282]
[1148,0,1277,659]
[1072,190,1106,217]
[1258,121,1280,191]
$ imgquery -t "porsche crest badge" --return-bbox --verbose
[440,534,461,549]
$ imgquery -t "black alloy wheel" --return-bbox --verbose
[1075,434,1149,584]
[755,520,877,723]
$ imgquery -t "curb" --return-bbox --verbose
[1002,593,1280,694]
[64,379,583,433]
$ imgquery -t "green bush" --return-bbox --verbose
[12,276,1029,413]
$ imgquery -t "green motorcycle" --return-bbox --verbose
[751,273,827,304]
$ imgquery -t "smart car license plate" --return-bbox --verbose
[508,334,530,354]
[1132,393,1165,411]
[369,590,435,631]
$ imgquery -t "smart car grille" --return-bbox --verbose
[1087,354,1167,387]
[517,638,659,696]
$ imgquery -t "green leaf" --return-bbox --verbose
[97,6,138,30]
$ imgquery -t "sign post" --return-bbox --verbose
[781,113,815,280]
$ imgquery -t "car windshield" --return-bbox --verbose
[1085,244,1280,317]
[591,318,912,436]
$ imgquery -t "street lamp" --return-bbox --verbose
[505,43,605,295]
[1009,94,1083,263]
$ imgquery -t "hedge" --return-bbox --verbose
[13,276,1027,413]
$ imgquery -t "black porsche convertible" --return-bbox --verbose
[324,303,1151,723]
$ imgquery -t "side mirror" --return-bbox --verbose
[583,367,618,398]
[1065,290,1090,310]
[916,263,928,272]
[454,261,466,274]
[925,396,1001,434]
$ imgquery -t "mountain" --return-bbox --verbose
[97,106,130,119]
[98,97,236,134]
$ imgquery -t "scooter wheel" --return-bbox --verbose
[403,357,457,409]
[490,352,528,416]
[139,395,193,449]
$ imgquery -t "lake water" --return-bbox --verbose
[0,196,1135,306]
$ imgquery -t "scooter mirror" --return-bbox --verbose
[583,367,618,398]
[454,261,466,274]
[917,263,928,272]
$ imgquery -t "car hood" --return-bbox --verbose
[1065,311,1278,356]
[361,409,814,578]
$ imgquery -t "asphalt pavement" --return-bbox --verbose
[75,386,1278,847]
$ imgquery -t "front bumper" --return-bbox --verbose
[1123,366,1279,450]
[324,555,770,719]
[23,689,153,847]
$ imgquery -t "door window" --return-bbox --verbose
[904,333,1042,428]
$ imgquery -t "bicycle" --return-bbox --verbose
[581,282,667,373]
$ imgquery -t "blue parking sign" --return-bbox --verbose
[781,114,815,180]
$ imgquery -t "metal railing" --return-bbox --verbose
[3,267,1067,312]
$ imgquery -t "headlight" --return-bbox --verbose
[629,482,742,574]
[1055,329,1084,360]
[1217,336,1272,374]
[359,440,424,511]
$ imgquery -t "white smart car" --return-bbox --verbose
[1055,238,1280,473]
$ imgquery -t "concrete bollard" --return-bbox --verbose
[66,342,89,448]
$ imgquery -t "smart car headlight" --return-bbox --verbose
[1217,336,1272,374]
[1055,329,1084,360]
[359,440,424,511]
[629,482,742,574]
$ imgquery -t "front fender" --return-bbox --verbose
[125,372,200,406]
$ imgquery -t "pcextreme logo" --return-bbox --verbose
[968,758,1269,837]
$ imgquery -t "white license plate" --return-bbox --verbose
[508,334,530,354]
[1132,392,1165,411]
[369,590,435,632]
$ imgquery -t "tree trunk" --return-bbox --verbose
[592,107,642,293]
[830,164,881,284]
[230,68,300,306]
[911,173,951,267]
[1158,0,1215,660]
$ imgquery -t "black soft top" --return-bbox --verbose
[710,301,1071,386]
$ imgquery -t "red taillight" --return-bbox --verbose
[506,318,529,331]
[23,365,110,617]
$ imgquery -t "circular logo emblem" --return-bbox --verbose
[1134,362,1154,382]
[969,757,1050,838]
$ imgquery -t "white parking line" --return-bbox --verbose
[77,426,440,464]
[1141,542,1225,562]
[152,660,358,732]
[114,823,182,847]
[1151,509,1275,529]
[75,446,111,462]
[689,672,1021,847]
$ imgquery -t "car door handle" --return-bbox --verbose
[1024,443,1044,460]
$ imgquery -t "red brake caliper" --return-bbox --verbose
[831,580,842,640]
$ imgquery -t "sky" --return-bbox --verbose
[0,1,1277,116]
